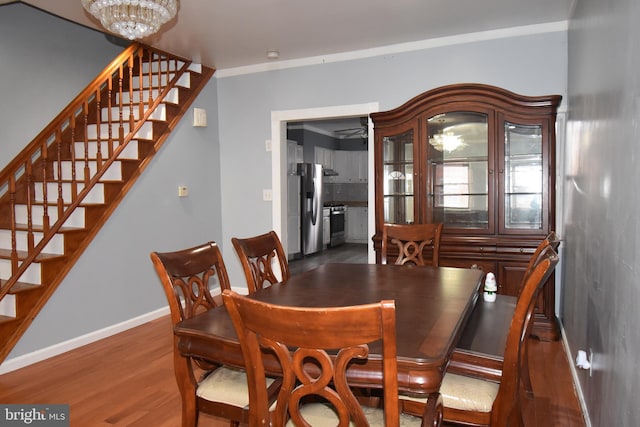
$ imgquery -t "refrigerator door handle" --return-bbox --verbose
[310,182,318,225]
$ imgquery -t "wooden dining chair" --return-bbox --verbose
[150,241,279,427]
[516,231,560,397]
[222,289,433,427]
[401,246,559,427]
[231,230,291,293]
[381,223,444,267]
[519,231,560,297]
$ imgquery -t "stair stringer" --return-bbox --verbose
[0,44,215,365]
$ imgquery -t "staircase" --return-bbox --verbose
[0,43,214,364]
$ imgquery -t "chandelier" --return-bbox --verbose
[82,0,179,40]
[428,119,466,152]
[429,131,465,152]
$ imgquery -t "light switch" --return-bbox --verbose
[263,189,272,201]
[193,108,207,127]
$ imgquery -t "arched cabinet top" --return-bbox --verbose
[371,83,562,128]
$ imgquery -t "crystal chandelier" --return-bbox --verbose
[82,0,179,40]
[429,131,465,152]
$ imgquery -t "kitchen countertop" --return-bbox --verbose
[324,201,368,207]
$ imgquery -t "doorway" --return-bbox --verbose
[270,103,379,263]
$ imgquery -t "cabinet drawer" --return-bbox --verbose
[440,245,497,257]
[440,258,495,275]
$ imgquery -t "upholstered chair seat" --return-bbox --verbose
[287,402,423,427]
[196,366,277,408]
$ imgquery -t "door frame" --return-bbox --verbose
[270,103,379,263]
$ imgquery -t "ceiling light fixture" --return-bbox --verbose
[429,131,465,152]
[82,0,179,40]
[429,119,466,152]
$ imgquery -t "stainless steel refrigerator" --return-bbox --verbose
[298,163,324,255]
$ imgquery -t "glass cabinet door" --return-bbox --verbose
[501,120,545,233]
[427,112,492,232]
[382,129,415,224]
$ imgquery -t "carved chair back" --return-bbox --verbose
[232,230,290,293]
[222,290,404,427]
[151,241,230,325]
[381,223,443,267]
[520,231,560,293]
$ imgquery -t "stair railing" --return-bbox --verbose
[0,43,191,302]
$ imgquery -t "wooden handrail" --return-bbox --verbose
[0,43,191,302]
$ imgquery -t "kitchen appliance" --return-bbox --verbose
[298,163,324,256]
[329,204,347,247]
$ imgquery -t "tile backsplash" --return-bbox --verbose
[324,183,367,202]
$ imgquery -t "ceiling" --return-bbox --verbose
[12,0,574,72]
[8,0,573,136]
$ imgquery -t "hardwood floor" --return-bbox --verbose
[0,244,585,426]
[288,242,369,275]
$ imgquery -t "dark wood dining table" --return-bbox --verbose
[174,263,484,424]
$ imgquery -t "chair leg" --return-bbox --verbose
[174,354,199,427]
[421,392,443,427]
[522,357,534,398]
[522,337,536,398]
[180,399,198,427]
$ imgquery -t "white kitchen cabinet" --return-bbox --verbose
[287,140,303,174]
[323,208,331,246]
[346,207,368,243]
[314,146,334,170]
[334,150,367,183]
[333,152,351,183]
[286,174,300,257]
[355,150,368,183]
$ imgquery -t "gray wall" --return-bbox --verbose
[1,4,224,359]
[216,31,568,285]
[0,3,122,166]
[563,0,640,425]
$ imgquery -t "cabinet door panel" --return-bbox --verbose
[496,262,526,296]
[498,116,551,235]
[426,111,494,233]
[380,126,417,224]
[497,262,548,315]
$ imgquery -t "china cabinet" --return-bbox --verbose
[371,83,562,340]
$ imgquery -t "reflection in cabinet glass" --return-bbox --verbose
[382,130,414,224]
[503,122,543,230]
[429,112,489,230]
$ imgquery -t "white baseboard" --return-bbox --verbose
[559,322,592,427]
[0,306,170,375]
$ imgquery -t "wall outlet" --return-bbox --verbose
[263,189,272,201]
[178,186,189,197]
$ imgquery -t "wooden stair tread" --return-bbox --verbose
[0,248,66,261]
[0,315,17,325]
[1,223,84,233]
[2,280,41,294]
